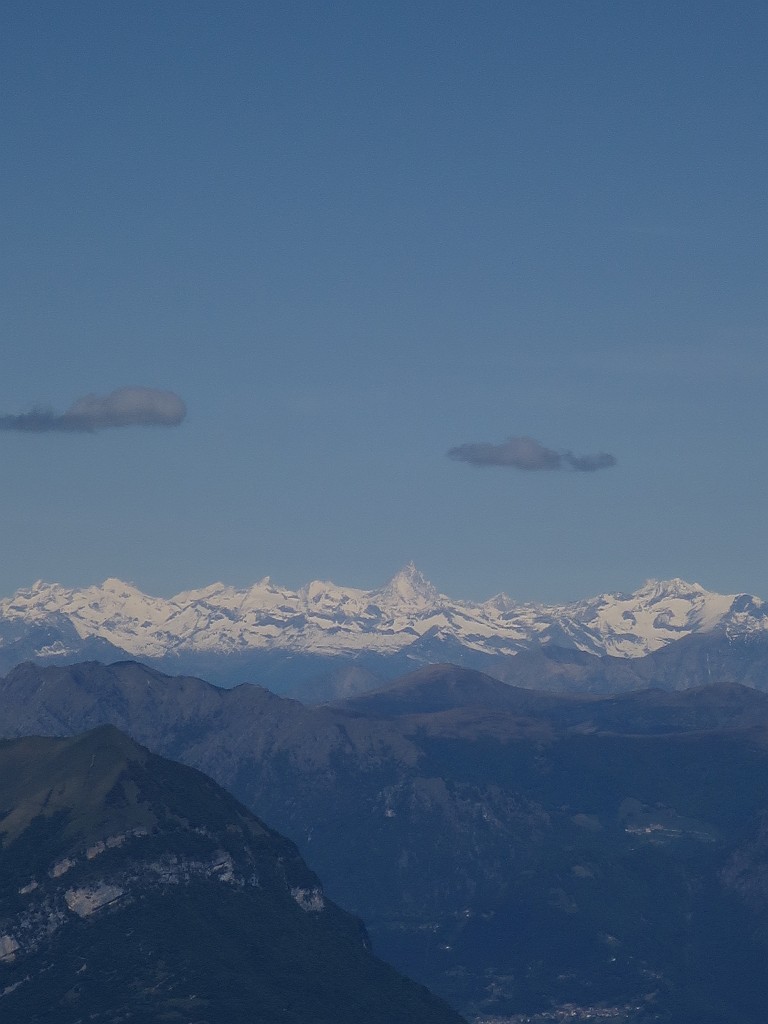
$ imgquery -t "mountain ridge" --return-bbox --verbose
[2,567,768,685]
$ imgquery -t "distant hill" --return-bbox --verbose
[334,662,768,733]
[3,660,768,1020]
[0,724,464,1024]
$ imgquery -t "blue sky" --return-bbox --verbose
[1,1,766,603]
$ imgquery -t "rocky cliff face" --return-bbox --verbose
[0,727,464,1024]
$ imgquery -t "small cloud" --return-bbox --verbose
[448,436,561,471]
[0,387,187,433]
[563,451,616,472]
[448,435,616,473]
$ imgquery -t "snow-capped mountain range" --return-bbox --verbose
[2,563,767,666]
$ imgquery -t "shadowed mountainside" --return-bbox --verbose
[3,661,768,1020]
[0,724,464,1024]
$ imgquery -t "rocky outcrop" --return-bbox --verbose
[0,728,464,1024]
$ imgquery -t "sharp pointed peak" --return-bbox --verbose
[483,592,516,612]
[383,563,437,590]
[390,561,428,581]
[377,563,440,606]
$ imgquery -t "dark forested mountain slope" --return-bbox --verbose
[0,725,463,1024]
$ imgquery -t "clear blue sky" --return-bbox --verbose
[1,1,766,603]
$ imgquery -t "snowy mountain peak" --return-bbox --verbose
[375,564,441,611]
[633,578,708,603]
[483,593,517,614]
[172,582,231,603]
[0,571,767,666]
